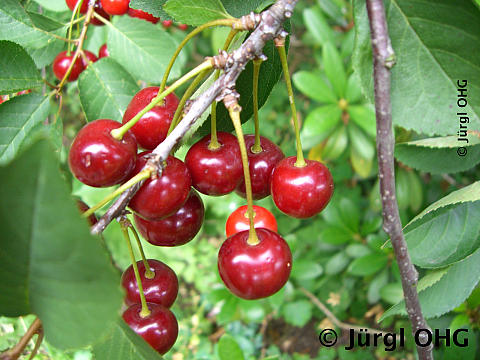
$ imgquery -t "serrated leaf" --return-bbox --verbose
[218,334,244,360]
[395,135,480,174]
[417,268,449,292]
[0,139,123,349]
[283,300,313,327]
[0,41,42,94]
[322,42,347,98]
[353,0,480,136]
[303,7,335,46]
[348,253,388,276]
[164,0,231,26]
[0,93,50,165]
[348,105,376,138]
[93,320,164,360]
[107,16,185,83]
[300,105,342,150]
[220,0,264,17]
[34,0,69,12]
[381,248,480,320]
[293,71,337,103]
[78,58,140,122]
[129,0,171,20]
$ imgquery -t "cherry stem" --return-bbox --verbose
[228,104,259,245]
[275,39,306,167]
[111,60,213,141]
[209,29,239,151]
[129,225,155,279]
[120,220,150,318]
[252,58,263,153]
[159,18,239,94]
[82,169,152,219]
[66,0,84,55]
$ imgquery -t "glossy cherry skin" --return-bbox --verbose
[52,51,84,82]
[225,205,277,238]
[129,152,192,220]
[82,50,98,68]
[122,259,178,307]
[218,228,292,300]
[128,7,160,23]
[235,135,284,200]
[122,87,179,150]
[69,119,137,187]
[134,190,204,246]
[76,200,98,226]
[98,43,109,58]
[123,303,178,354]
[271,156,334,218]
[101,0,130,15]
[65,0,88,13]
[185,132,243,196]
[90,1,111,26]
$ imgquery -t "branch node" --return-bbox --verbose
[237,12,261,30]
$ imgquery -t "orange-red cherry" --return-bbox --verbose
[101,0,130,15]
[225,205,277,237]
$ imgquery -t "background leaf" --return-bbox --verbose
[348,253,388,276]
[129,0,171,20]
[303,7,335,46]
[300,105,341,149]
[164,0,231,26]
[220,0,264,17]
[292,70,337,103]
[322,42,346,98]
[282,300,313,327]
[218,334,245,360]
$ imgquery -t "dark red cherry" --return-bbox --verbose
[122,259,178,308]
[127,7,160,23]
[218,228,292,299]
[68,119,137,187]
[123,303,178,354]
[162,20,173,28]
[225,205,277,238]
[271,156,334,218]
[65,0,88,13]
[90,1,111,26]
[128,152,191,220]
[98,43,109,58]
[76,200,98,226]
[235,135,284,200]
[122,87,179,150]
[52,51,84,82]
[185,132,242,196]
[134,190,204,246]
[82,50,98,68]
[101,0,130,15]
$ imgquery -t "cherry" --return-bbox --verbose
[17,89,31,96]
[178,24,188,31]
[271,156,334,218]
[218,228,292,299]
[235,135,284,200]
[122,259,178,308]
[82,50,98,68]
[76,200,98,226]
[65,0,88,14]
[185,132,243,196]
[52,51,84,82]
[68,119,137,187]
[90,1,111,26]
[134,190,204,246]
[101,0,130,15]
[162,20,173,28]
[128,7,160,23]
[225,205,277,238]
[128,152,191,220]
[122,87,179,150]
[123,303,178,354]
[98,43,109,58]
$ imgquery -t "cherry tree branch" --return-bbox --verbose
[366,1,433,359]
[90,0,299,235]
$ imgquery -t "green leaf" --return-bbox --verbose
[107,16,185,83]
[303,7,335,46]
[325,251,351,275]
[395,167,410,210]
[348,105,376,138]
[34,0,69,12]
[0,139,123,349]
[407,170,423,212]
[353,0,480,136]
[0,93,50,165]
[348,253,388,276]
[322,124,348,160]
[283,300,313,327]
[381,248,480,319]
[395,135,480,174]
[319,225,352,245]
[345,73,364,104]
[218,334,245,360]
[379,283,403,305]
[220,0,264,17]
[322,42,347,98]
[300,105,341,149]
[345,244,371,258]
[164,0,231,26]
[129,0,171,20]
[217,296,238,325]
[78,58,140,122]
[0,41,41,94]
[367,269,388,304]
[349,123,375,178]
[292,71,337,103]
[93,320,164,360]
[291,260,323,281]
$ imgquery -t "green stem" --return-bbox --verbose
[228,105,259,245]
[111,60,213,140]
[252,58,263,153]
[120,223,151,318]
[276,41,306,167]
[82,169,151,219]
[130,226,154,279]
[67,0,84,55]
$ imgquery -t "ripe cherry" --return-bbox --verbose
[76,200,98,226]
[82,50,98,68]
[122,87,179,150]
[101,0,130,15]
[225,205,277,238]
[52,51,84,82]
[65,0,88,14]
[128,7,160,23]
[122,259,178,308]
[68,119,137,187]
[235,135,284,200]
[271,156,334,218]
[134,190,204,246]
[178,24,188,31]
[90,1,111,26]
[218,228,292,299]
[162,20,173,28]
[128,152,191,220]
[185,132,242,196]
[123,303,178,354]
[98,43,109,58]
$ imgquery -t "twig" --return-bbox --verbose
[0,318,42,360]
[365,1,433,359]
